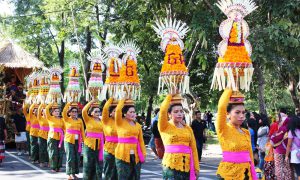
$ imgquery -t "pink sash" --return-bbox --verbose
[222,151,257,180]
[86,132,104,161]
[165,145,196,180]
[40,126,50,131]
[118,137,145,163]
[49,127,64,148]
[66,129,83,152]
[105,136,118,143]
[31,124,40,129]
[26,122,31,126]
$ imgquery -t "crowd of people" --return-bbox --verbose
[0,89,300,180]
[1,1,300,180]
[242,107,300,180]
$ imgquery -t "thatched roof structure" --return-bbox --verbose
[0,40,44,68]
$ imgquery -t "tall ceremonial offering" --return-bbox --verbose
[211,0,258,92]
[64,61,82,103]
[37,70,50,104]
[102,43,123,100]
[24,75,32,104]
[46,65,63,105]
[86,49,106,101]
[118,40,141,101]
[152,17,190,95]
[27,71,40,104]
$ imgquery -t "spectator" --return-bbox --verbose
[270,108,295,179]
[206,111,213,130]
[191,110,207,161]
[285,115,300,179]
[254,159,264,180]
[203,111,207,121]
[263,111,279,180]
[151,108,164,159]
[264,140,276,180]
[149,109,159,159]
[256,114,270,170]
[295,108,300,117]
[248,120,257,153]
[0,104,7,164]
[11,108,28,155]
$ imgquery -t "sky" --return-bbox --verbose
[0,0,110,53]
[0,0,14,16]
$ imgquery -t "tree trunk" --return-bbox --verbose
[59,40,65,93]
[255,63,267,115]
[84,26,92,82]
[288,75,300,109]
[146,95,154,127]
[36,41,40,60]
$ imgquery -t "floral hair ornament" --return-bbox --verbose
[37,70,50,104]
[64,60,82,103]
[101,43,123,100]
[152,16,190,95]
[86,49,106,102]
[46,65,63,105]
[118,39,141,101]
[211,0,258,92]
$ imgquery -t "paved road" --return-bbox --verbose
[0,148,220,180]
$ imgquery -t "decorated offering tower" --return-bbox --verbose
[46,65,63,105]
[152,17,190,95]
[64,61,82,103]
[119,39,141,100]
[37,70,50,104]
[86,49,105,101]
[211,0,258,92]
[102,43,123,100]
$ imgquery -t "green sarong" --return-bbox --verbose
[103,151,117,180]
[115,155,141,180]
[38,137,49,163]
[47,138,64,170]
[162,166,190,180]
[64,140,80,175]
[30,135,39,161]
[83,144,103,180]
[26,131,31,156]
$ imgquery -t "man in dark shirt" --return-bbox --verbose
[191,110,207,161]
[11,108,27,155]
[206,111,213,130]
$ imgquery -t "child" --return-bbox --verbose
[264,141,276,180]
[255,159,265,180]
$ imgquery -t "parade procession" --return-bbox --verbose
[0,0,300,180]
